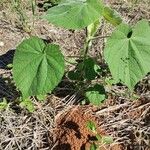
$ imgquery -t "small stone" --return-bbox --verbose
[0,41,4,47]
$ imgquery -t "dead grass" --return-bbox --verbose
[0,97,55,150]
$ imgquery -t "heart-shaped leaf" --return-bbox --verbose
[104,20,150,89]
[13,37,65,98]
[43,0,104,29]
[85,84,106,105]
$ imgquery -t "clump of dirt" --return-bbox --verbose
[53,106,122,150]
[53,106,103,150]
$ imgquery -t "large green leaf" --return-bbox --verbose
[43,0,104,29]
[13,37,65,98]
[104,20,150,89]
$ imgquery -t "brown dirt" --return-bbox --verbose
[53,106,122,150]
[53,106,103,150]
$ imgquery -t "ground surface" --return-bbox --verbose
[0,0,150,150]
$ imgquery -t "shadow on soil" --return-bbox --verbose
[0,50,15,69]
[54,144,71,150]
[0,76,19,101]
[0,50,19,102]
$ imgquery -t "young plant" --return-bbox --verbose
[12,0,150,109]
[0,98,8,110]
[19,97,35,112]
[87,120,113,150]
[43,0,150,88]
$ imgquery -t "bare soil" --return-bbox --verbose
[53,106,106,150]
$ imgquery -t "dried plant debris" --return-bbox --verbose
[0,0,150,150]
[0,103,55,150]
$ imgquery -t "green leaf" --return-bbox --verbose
[36,94,47,101]
[13,37,65,98]
[87,19,101,47]
[67,60,83,81]
[7,63,13,69]
[104,20,150,89]
[84,58,100,80]
[68,58,100,81]
[103,6,122,26]
[87,20,100,39]
[31,0,36,16]
[90,143,98,150]
[96,134,102,141]
[67,70,81,80]
[85,84,106,105]
[0,98,8,110]
[43,0,104,29]
[20,98,35,112]
[101,136,113,144]
[87,120,97,133]
[105,77,116,86]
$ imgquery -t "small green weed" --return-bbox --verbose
[0,98,9,110]
[87,120,113,150]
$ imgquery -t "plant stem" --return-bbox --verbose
[31,0,36,28]
[90,35,110,40]
[77,27,91,81]
[78,28,92,82]
[83,27,91,60]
